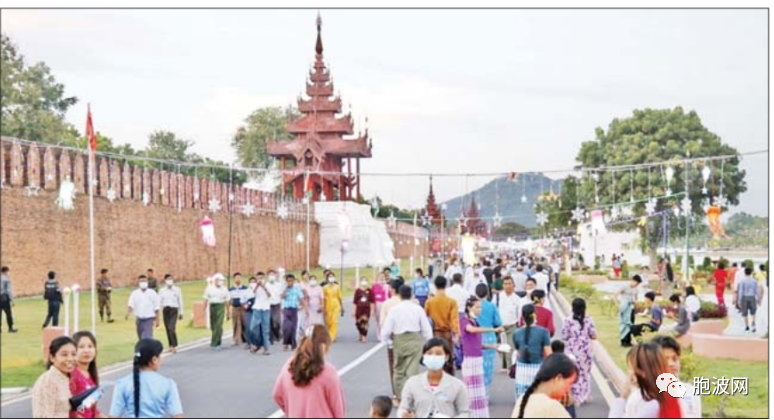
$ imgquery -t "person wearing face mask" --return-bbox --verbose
[31,336,77,418]
[247,273,272,355]
[397,337,470,419]
[296,270,311,343]
[109,338,183,418]
[203,273,231,351]
[372,273,390,333]
[323,274,344,342]
[512,353,578,418]
[273,324,346,418]
[305,276,326,327]
[158,275,184,353]
[228,272,249,347]
[353,278,375,343]
[265,269,284,345]
[126,275,161,341]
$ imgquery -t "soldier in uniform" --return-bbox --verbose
[97,268,114,323]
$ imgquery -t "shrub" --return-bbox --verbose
[621,260,630,279]
[697,301,728,319]
[718,256,730,268]
[678,346,704,381]
[701,256,713,272]
[743,259,755,270]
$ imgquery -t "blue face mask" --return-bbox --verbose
[423,354,446,371]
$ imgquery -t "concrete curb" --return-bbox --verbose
[551,290,626,398]
[0,333,231,406]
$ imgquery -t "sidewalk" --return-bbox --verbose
[700,290,769,337]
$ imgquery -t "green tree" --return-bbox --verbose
[232,106,301,171]
[574,107,746,261]
[493,222,531,238]
[534,175,580,232]
[1,33,79,143]
[145,130,194,162]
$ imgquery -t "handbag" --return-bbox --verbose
[69,386,103,412]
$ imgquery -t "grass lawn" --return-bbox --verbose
[0,260,416,388]
[562,277,769,418]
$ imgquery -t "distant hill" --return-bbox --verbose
[440,173,563,229]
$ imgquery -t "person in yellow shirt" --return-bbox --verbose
[323,274,343,342]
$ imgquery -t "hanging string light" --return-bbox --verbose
[701,162,711,195]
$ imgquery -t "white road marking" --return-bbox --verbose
[267,341,386,418]
[549,292,616,409]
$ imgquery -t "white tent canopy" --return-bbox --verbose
[314,201,395,268]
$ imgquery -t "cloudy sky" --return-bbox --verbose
[2,9,768,215]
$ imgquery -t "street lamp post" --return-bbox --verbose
[684,153,691,284]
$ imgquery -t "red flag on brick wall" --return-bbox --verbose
[86,105,97,153]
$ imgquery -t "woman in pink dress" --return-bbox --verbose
[305,276,326,327]
[273,324,346,418]
[69,331,105,418]
[371,273,389,334]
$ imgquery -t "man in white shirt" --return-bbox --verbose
[465,264,487,297]
[380,285,433,401]
[550,259,561,290]
[533,264,550,296]
[495,275,521,372]
[203,273,231,350]
[265,269,284,345]
[126,275,160,341]
[248,272,273,355]
[446,273,471,315]
[444,260,463,282]
[158,274,184,353]
[511,265,528,296]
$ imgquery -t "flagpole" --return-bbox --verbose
[87,104,97,336]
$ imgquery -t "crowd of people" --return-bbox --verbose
[17,249,766,418]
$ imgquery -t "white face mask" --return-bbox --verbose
[269,275,277,283]
[249,282,257,287]
[360,281,368,287]
[329,277,337,283]
[165,280,173,286]
[139,282,148,290]
[310,280,318,287]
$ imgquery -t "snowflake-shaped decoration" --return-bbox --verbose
[142,192,151,207]
[681,197,692,215]
[441,203,447,211]
[620,205,634,218]
[521,194,527,203]
[666,188,672,196]
[208,198,221,212]
[241,202,255,217]
[645,197,658,215]
[46,174,54,182]
[457,214,468,227]
[276,203,289,219]
[12,169,18,178]
[194,193,200,202]
[387,211,397,228]
[159,187,165,196]
[701,186,708,195]
[712,194,729,209]
[25,185,41,197]
[421,211,432,227]
[0,179,5,189]
[610,206,620,220]
[228,193,235,202]
[536,211,548,226]
[106,187,117,203]
[492,212,503,228]
[571,206,586,222]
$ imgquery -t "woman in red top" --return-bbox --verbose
[519,289,555,336]
[69,331,105,418]
[713,262,727,307]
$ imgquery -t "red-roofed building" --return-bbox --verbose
[267,13,372,201]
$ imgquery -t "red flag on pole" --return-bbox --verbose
[86,105,97,153]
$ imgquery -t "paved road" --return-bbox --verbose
[1,299,611,418]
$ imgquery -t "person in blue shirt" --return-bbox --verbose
[412,269,431,308]
[474,283,502,399]
[110,338,183,418]
[280,274,307,351]
[631,291,662,337]
[389,262,400,280]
